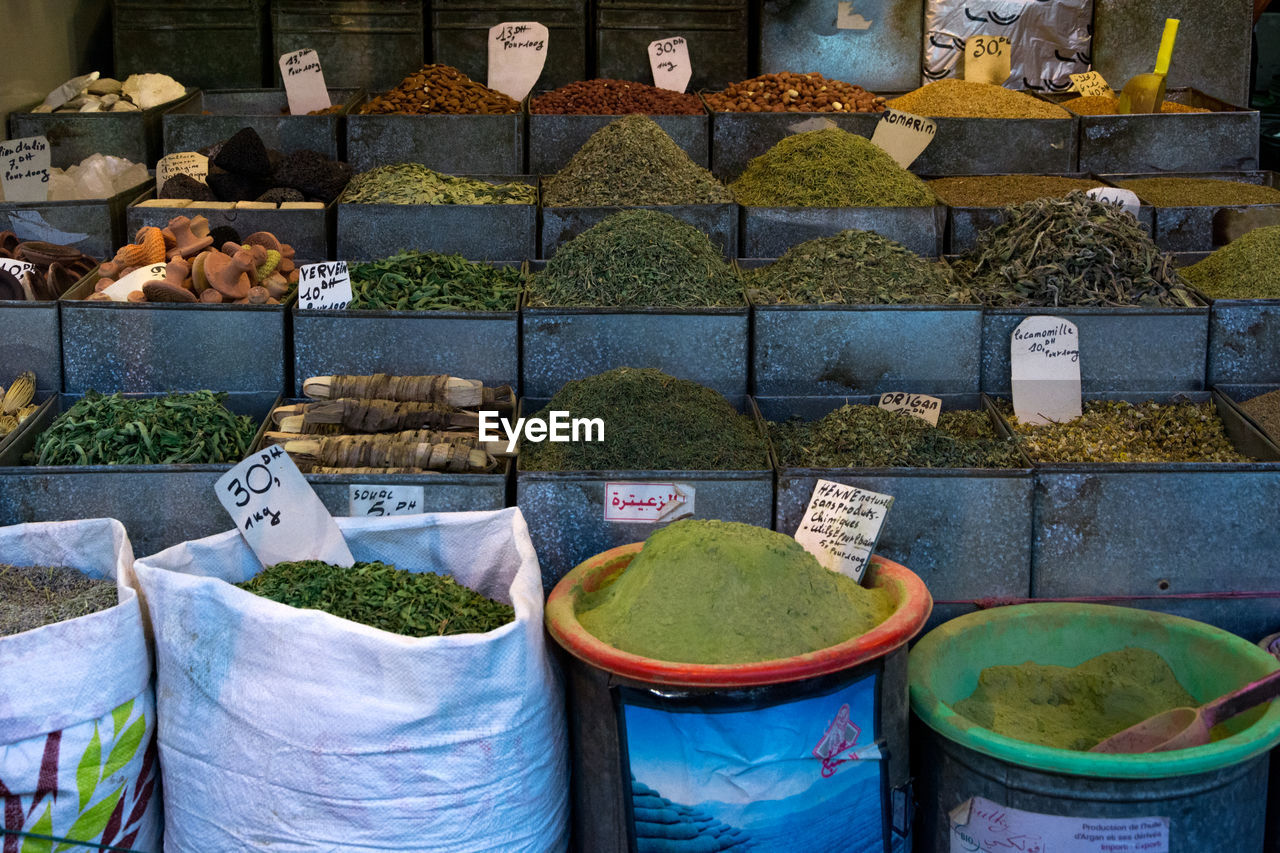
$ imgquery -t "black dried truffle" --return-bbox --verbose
[208,225,242,247]
[159,174,217,202]
[273,150,352,203]
[207,171,271,202]
[212,127,273,179]
[255,187,306,204]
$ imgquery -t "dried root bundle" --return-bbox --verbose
[271,399,480,434]
[284,436,497,473]
[262,428,512,456]
[302,373,514,410]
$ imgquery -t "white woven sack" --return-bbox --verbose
[0,518,161,853]
[133,507,568,852]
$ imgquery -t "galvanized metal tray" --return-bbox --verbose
[162,88,363,161]
[431,0,588,91]
[1,298,64,395]
[335,177,537,261]
[127,190,333,261]
[345,111,526,175]
[903,114,1078,177]
[1216,383,1280,448]
[59,271,291,394]
[528,111,709,175]
[0,391,276,558]
[10,90,199,168]
[707,109,882,182]
[114,0,267,90]
[0,177,152,261]
[540,202,737,259]
[1174,258,1280,390]
[594,1,749,92]
[515,395,774,591]
[739,204,945,258]
[980,304,1210,396]
[1100,170,1280,253]
[270,0,424,91]
[758,393,1034,633]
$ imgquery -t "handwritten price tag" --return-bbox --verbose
[964,35,1012,86]
[156,152,209,187]
[216,445,353,567]
[488,21,549,102]
[0,259,35,279]
[0,136,51,203]
[348,484,425,517]
[794,480,893,582]
[1070,70,1112,97]
[604,482,694,523]
[870,109,937,169]
[1011,316,1082,426]
[100,262,167,302]
[1087,187,1141,218]
[279,48,331,115]
[878,392,942,426]
[298,261,352,310]
[648,36,692,93]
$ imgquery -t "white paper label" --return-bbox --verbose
[1087,187,1141,218]
[0,136,51,203]
[835,1,873,29]
[156,152,209,187]
[878,392,942,426]
[648,36,692,93]
[100,262,168,302]
[298,261,352,310]
[794,479,893,582]
[348,484,426,517]
[1011,316,1082,426]
[604,482,694,523]
[870,109,937,169]
[279,49,331,115]
[216,445,354,567]
[0,259,35,279]
[950,797,1169,853]
[964,35,1013,86]
[1070,71,1112,97]
[488,22,549,102]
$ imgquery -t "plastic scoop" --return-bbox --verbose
[1117,17,1180,114]
[1091,667,1280,753]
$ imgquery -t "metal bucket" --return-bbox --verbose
[545,541,932,853]
[345,111,526,174]
[114,0,267,90]
[161,88,362,160]
[540,202,737,259]
[740,204,945,258]
[0,177,151,261]
[10,90,198,168]
[431,0,588,91]
[270,0,424,91]
[1100,170,1280,253]
[594,1,749,91]
[528,112,709,175]
[911,602,1280,852]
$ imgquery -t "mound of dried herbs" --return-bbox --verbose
[348,251,523,311]
[542,115,731,207]
[1180,226,1280,300]
[520,368,768,471]
[31,390,255,466]
[340,164,535,205]
[955,192,1195,308]
[748,230,971,305]
[1115,178,1280,208]
[1000,399,1252,463]
[928,175,1104,208]
[771,405,1024,469]
[0,564,118,636]
[239,559,514,637]
[529,210,742,308]
[730,128,936,208]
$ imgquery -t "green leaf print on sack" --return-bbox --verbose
[74,727,99,813]
[19,805,51,853]
[53,784,124,853]
[101,718,145,784]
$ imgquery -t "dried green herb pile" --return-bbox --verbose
[1003,399,1252,463]
[0,564,118,636]
[771,405,1023,468]
[239,559,513,637]
[1240,389,1280,440]
[1180,226,1280,299]
[748,230,969,305]
[529,210,741,308]
[928,175,1103,208]
[729,128,936,208]
[1115,177,1280,208]
[955,192,1195,308]
[542,115,730,207]
[31,390,255,465]
[348,251,523,311]
[340,164,535,205]
[521,368,768,471]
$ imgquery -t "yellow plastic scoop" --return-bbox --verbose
[1118,18,1180,114]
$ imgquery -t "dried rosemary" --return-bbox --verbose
[348,251,522,312]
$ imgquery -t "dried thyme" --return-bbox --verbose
[542,115,731,207]
[1180,226,1280,299]
[0,564,118,636]
[771,405,1024,469]
[348,251,523,311]
[520,368,768,471]
[1115,178,1280,208]
[954,192,1196,308]
[529,210,741,308]
[340,164,535,205]
[928,175,1104,208]
[30,390,256,466]
[239,559,514,637]
[748,230,971,305]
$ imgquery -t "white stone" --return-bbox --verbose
[120,73,185,110]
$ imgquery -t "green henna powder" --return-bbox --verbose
[576,519,896,665]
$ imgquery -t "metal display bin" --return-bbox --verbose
[1,298,65,396]
[431,0,588,91]
[10,90,198,168]
[345,110,526,174]
[127,191,333,262]
[528,111,708,174]
[270,0,424,91]
[740,204,944,258]
[0,177,152,261]
[595,1,749,92]
[162,88,362,161]
[113,0,267,90]
[906,114,1077,177]
[1100,170,1280,253]
[540,202,737,259]
[708,109,882,182]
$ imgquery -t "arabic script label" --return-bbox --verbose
[603,482,694,523]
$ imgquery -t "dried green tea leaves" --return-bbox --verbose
[748,230,970,305]
[239,559,514,637]
[1180,226,1280,300]
[340,164,535,205]
[771,405,1024,469]
[529,209,741,308]
[0,564,118,636]
[520,368,768,471]
[31,390,256,466]
[730,128,936,208]
[542,115,730,207]
[955,192,1195,308]
[348,251,523,311]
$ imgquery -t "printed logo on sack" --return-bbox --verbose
[478,411,604,453]
[812,704,863,777]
